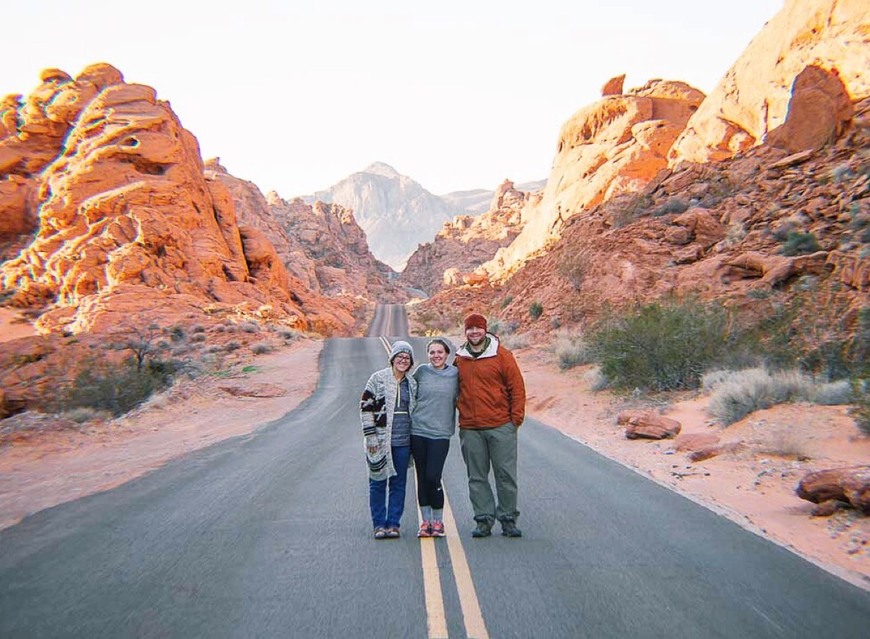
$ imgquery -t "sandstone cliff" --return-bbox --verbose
[670,0,870,164]
[205,159,405,302]
[0,64,353,336]
[400,180,531,295]
[480,79,705,281]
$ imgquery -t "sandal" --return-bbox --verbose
[373,527,387,540]
[385,527,401,539]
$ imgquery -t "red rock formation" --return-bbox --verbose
[205,159,404,302]
[796,465,870,514]
[617,410,682,440]
[0,64,353,337]
[670,0,870,165]
[482,79,705,281]
[400,180,530,295]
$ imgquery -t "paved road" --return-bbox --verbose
[1,309,869,638]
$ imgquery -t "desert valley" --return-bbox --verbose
[1,0,869,600]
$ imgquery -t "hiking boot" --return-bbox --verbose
[430,521,446,537]
[500,519,522,538]
[417,521,432,538]
[471,520,492,538]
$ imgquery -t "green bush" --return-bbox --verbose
[781,231,820,256]
[590,298,729,391]
[529,302,543,320]
[64,357,178,417]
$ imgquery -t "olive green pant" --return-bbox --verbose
[459,422,519,523]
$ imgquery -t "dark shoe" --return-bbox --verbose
[374,527,387,540]
[385,527,401,539]
[501,519,522,538]
[471,521,492,538]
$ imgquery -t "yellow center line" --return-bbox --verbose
[378,333,488,637]
[414,475,449,639]
[441,488,489,639]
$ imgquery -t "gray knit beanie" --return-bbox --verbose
[389,340,415,366]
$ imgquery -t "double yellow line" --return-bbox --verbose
[379,337,489,639]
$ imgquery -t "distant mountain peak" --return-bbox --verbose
[361,161,400,179]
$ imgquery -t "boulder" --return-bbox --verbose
[618,410,682,439]
[796,465,870,514]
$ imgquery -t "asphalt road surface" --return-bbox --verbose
[1,305,869,638]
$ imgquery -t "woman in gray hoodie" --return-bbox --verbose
[411,338,459,537]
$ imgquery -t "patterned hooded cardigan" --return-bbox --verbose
[360,367,418,481]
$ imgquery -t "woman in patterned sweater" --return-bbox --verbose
[360,340,418,539]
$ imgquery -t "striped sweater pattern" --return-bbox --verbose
[359,367,418,481]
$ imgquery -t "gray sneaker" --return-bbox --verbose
[500,520,522,538]
[471,520,492,538]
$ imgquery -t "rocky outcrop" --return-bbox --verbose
[670,0,870,165]
[617,410,682,440]
[205,159,404,302]
[0,64,353,336]
[400,180,530,295]
[481,79,705,281]
[304,162,463,270]
[796,465,870,514]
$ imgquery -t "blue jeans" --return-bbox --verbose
[369,444,411,529]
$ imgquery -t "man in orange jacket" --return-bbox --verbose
[455,312,526,538]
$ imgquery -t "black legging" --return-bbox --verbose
[411,435,450,510]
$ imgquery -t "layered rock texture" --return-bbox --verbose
[0,64,354,337]
[481,79,706,280]
[205,159,405,302]
[670,0,870,164]
[305,162,462,270]
[400,180,531,295]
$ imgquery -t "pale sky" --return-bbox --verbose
[5,0,782,198]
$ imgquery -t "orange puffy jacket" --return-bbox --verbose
[454,335,526,429]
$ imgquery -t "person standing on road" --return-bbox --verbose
[411,338,459,538]
[360,340,417,540]
[455,313,526,538]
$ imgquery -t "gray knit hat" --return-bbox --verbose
[389,340,414,366]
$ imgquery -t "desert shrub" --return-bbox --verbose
[240,321,260,334]
[553,331,593,370]
[781,231,820,256]
[190,333,207,343]
[225,341,241,352]
[191,324,206,333]
[590,298,729,391]
[529,302,544,320]
[63,406,111,424]
[811,380,853,406]
[487,319,502,335]
[168,325,186,342]
[501,333,530,350]
[278,329,300,341]
[251,342,273,355]
[500,296,513,309]
[706,368,814,425]
[64,356,179,417]
[557,252,589,290]
[849,380,870,436]
[611,194,653,228]
[652,197,690,217]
